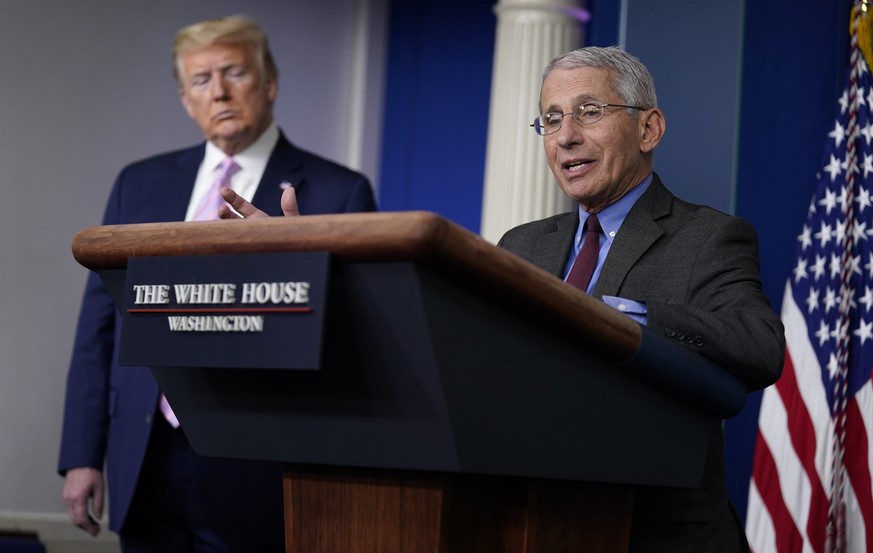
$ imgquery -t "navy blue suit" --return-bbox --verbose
[58,132,376,545]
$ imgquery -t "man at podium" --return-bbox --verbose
[499,47,784,552]
[57,15,376,553]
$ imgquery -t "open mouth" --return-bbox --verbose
[564,160,590,173]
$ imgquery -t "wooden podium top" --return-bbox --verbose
[72,211,641,363]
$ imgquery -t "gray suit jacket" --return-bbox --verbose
[498,174,784,552]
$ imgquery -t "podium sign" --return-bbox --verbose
[119,251,329,370]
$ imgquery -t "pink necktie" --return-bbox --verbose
[192,157,241,221]
[159,395,180,429]
[566,213,602,292]
[159,157,241,428]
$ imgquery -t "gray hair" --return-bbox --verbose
[543,46,657,109]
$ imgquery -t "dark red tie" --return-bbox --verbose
[566,214,602,292]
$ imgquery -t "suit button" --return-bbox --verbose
[665,327,676,338]
[694,337,705,347]
[145,413,153,425]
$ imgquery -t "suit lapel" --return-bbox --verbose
[531,212,578,278]
[251,132,304,217]
[592,175,671,297]
[168,144,205,221]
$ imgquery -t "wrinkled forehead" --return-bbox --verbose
[539,66,616,112]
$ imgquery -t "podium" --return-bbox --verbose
[71,211,747,553]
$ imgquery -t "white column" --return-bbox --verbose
[480,0,587,243]
[344,0,388,188]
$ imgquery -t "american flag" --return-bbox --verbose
[746,5,873,552]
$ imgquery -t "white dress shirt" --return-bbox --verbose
[184,123,280,221]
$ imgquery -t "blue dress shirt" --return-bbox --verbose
[562,173,653,324]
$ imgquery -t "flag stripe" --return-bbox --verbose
[752,429,805,552]
[844,385,873,550]
[748,477,778,553]
[774,350,829,551]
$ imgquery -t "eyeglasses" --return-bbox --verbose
[530,102,647,136]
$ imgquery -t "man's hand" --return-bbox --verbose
[63,467,104,537]
[218,186,300,219]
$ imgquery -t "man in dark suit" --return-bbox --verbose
[498,47,784,552]
[58,16,376,552]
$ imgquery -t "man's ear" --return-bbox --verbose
[265,76,278,103]
[179,88,194,119]
[639,108,665,153]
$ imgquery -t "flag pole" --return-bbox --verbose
[826,4,866,552]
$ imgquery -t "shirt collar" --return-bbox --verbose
[575,173,653,248]
[203,122,280,171]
